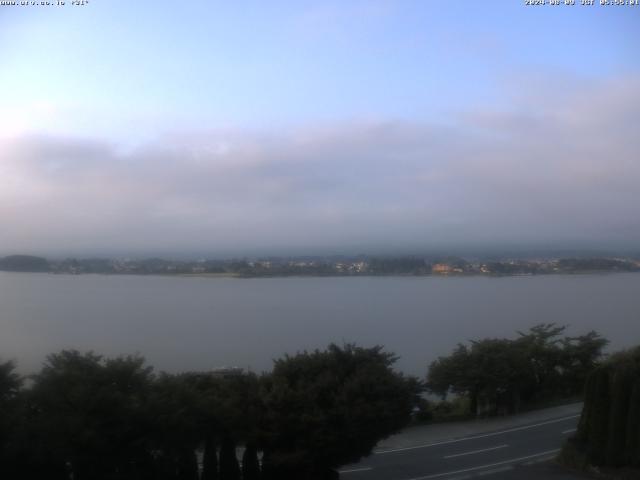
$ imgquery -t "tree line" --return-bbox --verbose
[426,324,609,416]
[2,254,639,277]
[0,344,420,480]
[0,325,619,479]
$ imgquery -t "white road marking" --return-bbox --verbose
[403,449,560,480]
[522,455,558,466]
[477,466,513,476]
[376,415,580,454]
[443,444,508,459]
[562,428,577,434]
[339,467,373,474]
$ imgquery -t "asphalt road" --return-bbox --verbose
[339,412,585,480]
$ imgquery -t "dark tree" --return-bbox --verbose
[202,437,219,480]
[560,331,609,395]
[242,442,261,480]
[0,360,21,401]
[28,350,154,480]
[605,367,634,466]
[1,344,422,480]
[0,361,23,478]
[219,436,241,480]
[568,346,640,469]
[428,339,532,415]
[428,324,609,417]
[626,377,640,467]
[427,344,477,412]
[260,344,422,479]
[0,255,49,272]
[147,373,203,478]
[177,448,199,480]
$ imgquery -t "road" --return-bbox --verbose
[339,404,587,480]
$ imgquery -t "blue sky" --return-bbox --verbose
[2,1,637,140]
[1,1,639,255]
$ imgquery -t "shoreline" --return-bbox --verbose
[1,270,639,279]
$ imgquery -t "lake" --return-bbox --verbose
[1,272,639,376]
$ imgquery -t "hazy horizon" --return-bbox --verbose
[0,245,640,261]
[2,243,640,262]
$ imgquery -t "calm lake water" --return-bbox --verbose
[1,272,639,376]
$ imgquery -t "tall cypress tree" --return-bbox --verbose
[605,368,633,466]
[260,451,275,480]
[242,443,261,480]
[202,437,219,480]
[177,448,199,480]
[219,436,240,480]
[572,346,640,469]
[625,378,640,467]
[586,367,611,465]
[576,371,596,442]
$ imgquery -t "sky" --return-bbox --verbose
[0,0,639,257]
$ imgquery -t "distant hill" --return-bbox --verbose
[0,255,50,272]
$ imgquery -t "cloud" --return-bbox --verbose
[1,74,639,256]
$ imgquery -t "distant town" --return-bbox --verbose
[1,254,639,277]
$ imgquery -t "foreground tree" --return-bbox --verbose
[1,344,421,479]
[559,331,610,396]
[562,345,640,472]
[201,436,219,480]
[184,369,263,480]
[219,436,241,480]
[259,343,422,479]
[27,351,155,480]
[427,344,476,412]
[427,324,608,416]
[0,360,23,478]
[147,373,203,479]
[427,339,532,415]
[242,442,261,480]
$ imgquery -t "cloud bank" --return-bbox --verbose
[1,75,639,256]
